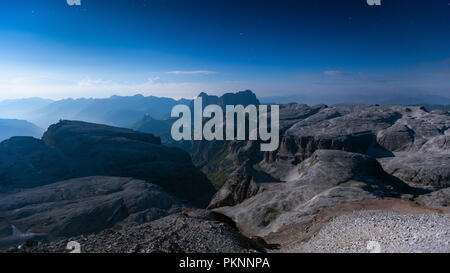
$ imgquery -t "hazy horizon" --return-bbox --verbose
[2,90,450,107]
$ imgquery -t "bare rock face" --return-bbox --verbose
[207,162,260,209]
[0,120,215,207]
[214,150,414,237]
[199,103,448,251]
[415,187,450,208]
[191,103,328,189]
[269,105,401,163]
[372,107,449,190]
[0,137,74,189]
[374,106,449,152]
[210,105,448,192]
[42,119,161,147]
[277,104,448,156]
[0,177,185,250]
[379,153,450,190]
[192,139,262,189]
[194,104,448,211]
[277,103,327,131]
[15,210,266,253]
[420,135,450,153]
[376,124,415,152]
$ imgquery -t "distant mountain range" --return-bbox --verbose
[0,95,191,129]
[192,90,260,109]
[260,93,450,106]
[130,90,260,152]
[0,119,43,142]
[1,91,449,142]
[0,98,54,120]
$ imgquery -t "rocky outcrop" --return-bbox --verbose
[0,120,215,207]
[216,150,413,236]
[0,136,79,190]
[207,162,260,209]
[42,119,161,148]
[214,150,415,237]
[13,209,269,253]
[379,153,450,190]
[420,135,450,153]
[202,104,449,194]
[0,177,185,250]
[415,187,450,208]
[266,105,401,164]
[376,124,415,152]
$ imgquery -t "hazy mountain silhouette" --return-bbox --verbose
[191,90,260,110]
[0,98,53,120]
[260,93,450,106]
[0,119,44,142]
[131,90,261,152]
[0,95,191,129]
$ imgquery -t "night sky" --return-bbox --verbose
[1,0,449,103]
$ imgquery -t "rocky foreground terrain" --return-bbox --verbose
[13,210,269,253]
[0,120,214,250]
[0,176,186,250]
[0,91,449,253]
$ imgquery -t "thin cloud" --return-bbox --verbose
[166,70,217,75]
[0,73,237,101]
[323,70,352,76]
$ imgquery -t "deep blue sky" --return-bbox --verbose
[0,0,449,103]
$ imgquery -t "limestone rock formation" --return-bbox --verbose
[13,209,267,253]
[214,150,415,237]
[207,162,260,209]
[0,177,185,250]
[198,104,449,193]
[415,187,450,208]
[379,153,450,190]
[0,120,215,207]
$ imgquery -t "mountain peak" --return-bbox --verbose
[193,90,260,109]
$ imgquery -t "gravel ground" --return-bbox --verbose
[298,210,450,253]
